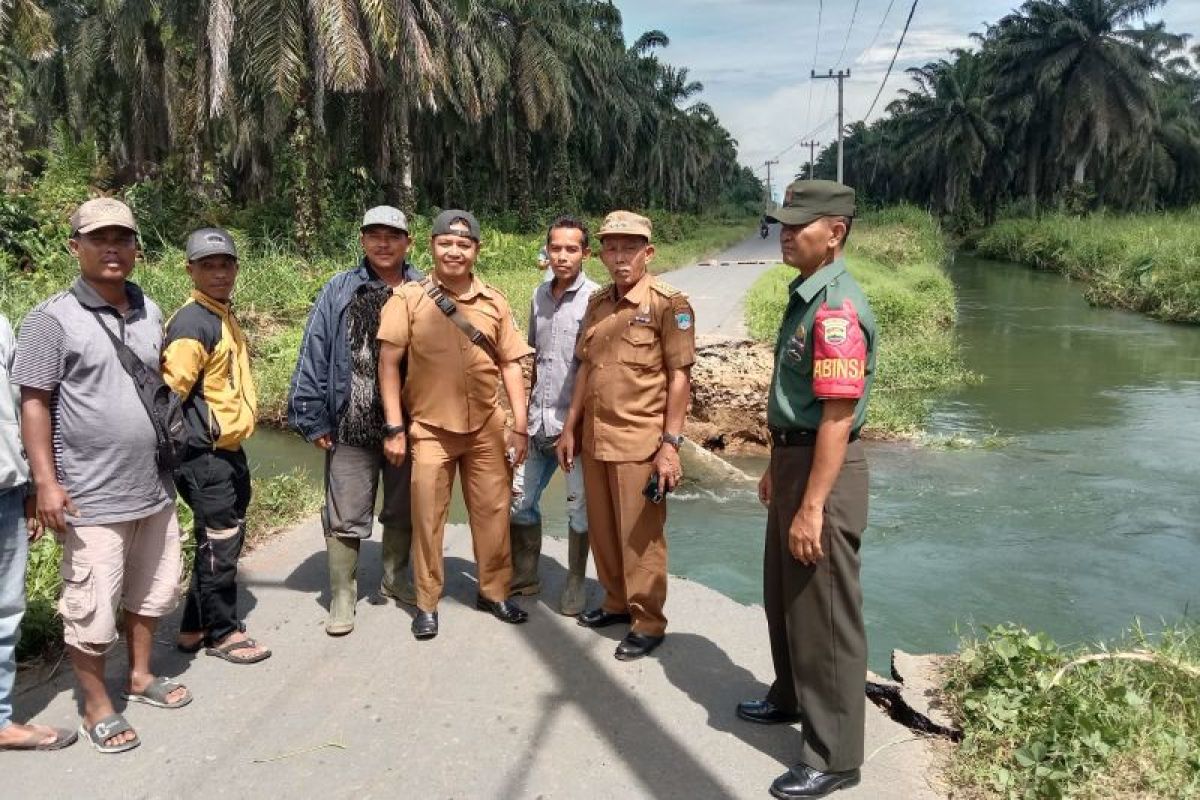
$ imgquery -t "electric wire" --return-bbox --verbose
[861,0,919,121]
[805,0,824,139]
[834,0,862,67]
[863,0,899,59]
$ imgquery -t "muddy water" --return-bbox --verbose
[248,254,1200,670]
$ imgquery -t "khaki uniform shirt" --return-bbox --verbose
[575,274,695,462]
[377,275,532,435]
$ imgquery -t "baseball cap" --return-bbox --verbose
[70,197,139,236]
[185,227,238,261]
[766,180,856,226]
[597,211,653,242]
[361,205,409,233]
[431,209,481,242]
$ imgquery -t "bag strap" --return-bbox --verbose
[419,278,501,365]
[78,298,164,435]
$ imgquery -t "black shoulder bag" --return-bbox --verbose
[420,278,501,364]
[88,310,188,471]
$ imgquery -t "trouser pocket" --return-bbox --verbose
[58,563,96,623]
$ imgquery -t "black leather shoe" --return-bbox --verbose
[737,699,803,725]
[476,596,529,624]
[769,764,860,799]
[614,631,664,661]
[576,608,632,628]
[411,610,438,640]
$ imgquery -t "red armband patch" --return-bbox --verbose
[811,299,867,399]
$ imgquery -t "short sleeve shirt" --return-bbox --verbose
[767,259,877,432]
[575,274,695,461]
[10,278,174,525]
[377,276,533,434]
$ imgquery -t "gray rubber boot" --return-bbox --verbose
[379,525,417,606]
[509,521,543,596]
[558,529,589,616]
[325,536,360,636]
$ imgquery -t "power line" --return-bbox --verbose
[805,0,824,138]
[834,0,862,67]
[767,116,836,165]
[861,0,919,121]
[863,0,898,58]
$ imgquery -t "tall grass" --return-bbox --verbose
[975,211,1200,323]
[744,205,974,435]
[943,622,1200,799]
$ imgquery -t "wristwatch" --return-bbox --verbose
[660,432,684,450]
[382,423,406,438]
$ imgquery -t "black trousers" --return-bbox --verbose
[175,448,252,643]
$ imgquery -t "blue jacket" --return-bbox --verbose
[287,258,422,441]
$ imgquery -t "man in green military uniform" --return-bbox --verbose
[737,180,876,799]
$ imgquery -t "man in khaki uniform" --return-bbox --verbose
[557,211,694,661]
[378,210,533,640]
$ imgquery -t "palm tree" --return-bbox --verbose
[988,0,1162,205]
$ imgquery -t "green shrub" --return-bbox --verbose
[944,622,1200,799]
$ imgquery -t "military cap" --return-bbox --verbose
[432,209,481,241]
[597,210,653,242]
[185,227,238,261]
[70,197,138,236]
[361,205,409,233]
[766,180,856,226]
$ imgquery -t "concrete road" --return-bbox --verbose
[661,226,782,340]
[11,520,943,799]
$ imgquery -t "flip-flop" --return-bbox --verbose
[122,676,193,709]
[0,726,78,751]
[79,714,140,754]
[205,637,272,665]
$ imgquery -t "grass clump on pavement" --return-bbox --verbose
[744,205,974,435]
[17,469,322,662]
[942,622,1200,799]
[975,211,1200,323]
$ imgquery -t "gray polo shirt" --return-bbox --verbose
[11,278,174,525]
[0,315,29,492]
[527,271,600,438]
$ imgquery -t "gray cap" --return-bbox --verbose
[432,209,480,242]
[185,227,238,261]
[361,205,409,233]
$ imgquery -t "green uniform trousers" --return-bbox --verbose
[763,440,869,773]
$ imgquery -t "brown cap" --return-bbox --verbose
[597,211,652,242]
[70,197,139,236]
[766,180,856,226]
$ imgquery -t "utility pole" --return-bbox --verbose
[800,140,819,179]
[764,159,779,207]
[812,69,850,183]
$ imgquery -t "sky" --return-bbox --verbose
[613,0,1200,197]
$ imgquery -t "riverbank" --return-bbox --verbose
[940,622,1200,799]
[726,206,973,440]
[974,211,1200,323]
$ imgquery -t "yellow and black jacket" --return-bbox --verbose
[162,290,257,451]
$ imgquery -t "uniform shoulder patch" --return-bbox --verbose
[650,280,681,299]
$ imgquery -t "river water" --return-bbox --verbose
[247,254,1200,671]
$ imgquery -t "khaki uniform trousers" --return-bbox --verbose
[581,454,668,637]
[764,440,869,773]
[409,409,513,611]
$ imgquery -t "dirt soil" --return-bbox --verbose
[686,339,775,455]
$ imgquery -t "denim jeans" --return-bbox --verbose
[511,435,587,532]
[0,486,27,730]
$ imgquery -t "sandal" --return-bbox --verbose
[0,725,78,751]
[122,676,193,709]
[79,714,140,754]
[206,637,272,665]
